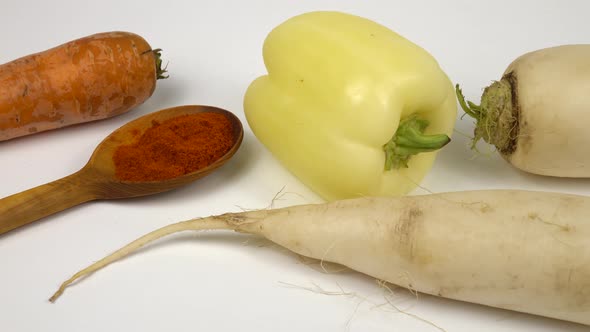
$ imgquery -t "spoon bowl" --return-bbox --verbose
[0,105,243,235]
[87,105,243,198]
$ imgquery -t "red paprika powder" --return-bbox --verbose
[113,112,235,181]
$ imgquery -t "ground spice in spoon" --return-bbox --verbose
[113,112,235,181]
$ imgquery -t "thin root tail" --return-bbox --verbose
[49,217,234,302]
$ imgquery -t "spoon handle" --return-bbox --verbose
[0,169,98,235]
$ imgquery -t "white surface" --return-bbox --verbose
[1,1,589,331]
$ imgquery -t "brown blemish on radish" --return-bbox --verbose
[503,71,521,155]
[479,203,493,213]
[526,211,571,232]
[394,205,423,262]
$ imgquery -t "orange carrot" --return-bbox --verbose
[0,31,167,141]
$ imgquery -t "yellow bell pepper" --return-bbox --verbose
[244,11,457,201]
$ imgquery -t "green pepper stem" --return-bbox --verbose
[383,115,450,170]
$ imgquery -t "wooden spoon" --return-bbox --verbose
[0,105,244,235]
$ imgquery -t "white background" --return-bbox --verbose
[1,1,590,331]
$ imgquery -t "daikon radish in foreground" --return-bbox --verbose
[50,190,590,326]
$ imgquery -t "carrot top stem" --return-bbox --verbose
[151,48,169,79]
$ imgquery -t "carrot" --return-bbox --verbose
[0,31,167,141]
[49,189,590,326]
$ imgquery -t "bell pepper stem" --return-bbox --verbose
[383,115,450,170]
